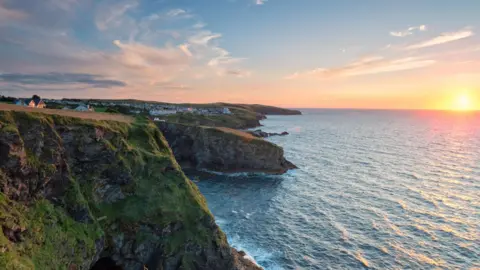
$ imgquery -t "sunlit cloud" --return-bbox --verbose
[286,56,436,79]
[405,28,474,50]
[255,0,267,5]
[390,25,427,37]
[0,0,250,97]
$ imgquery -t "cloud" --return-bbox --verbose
[0,0,250,98]
[255,0,267,5]
[188,31,222,46]
[0,73,126,88]
[192,22,206,29]
[95,0,138,31]
[223,69,251,78]
[0,3,27,24]
[113,40,190,66]
[179,44,193,57]
[405,29,474,50]
[286,56,435,79]
[166,8,189,17]
[390,25,427,37]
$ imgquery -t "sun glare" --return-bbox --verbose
[452,93,474,111]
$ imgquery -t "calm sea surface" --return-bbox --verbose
[192,109,480,269]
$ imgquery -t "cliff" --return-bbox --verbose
[229,104,302,116]
[0,111,260,270]
[157,122,297,174]
[155,107,263,129]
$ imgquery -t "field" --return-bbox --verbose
[94,107,108,112]
[0,103,133,123]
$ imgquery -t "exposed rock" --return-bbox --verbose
[0,111,261,270]
[247,129,289,138]
[157,122,297,174]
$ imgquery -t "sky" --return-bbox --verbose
[1,0,480,109]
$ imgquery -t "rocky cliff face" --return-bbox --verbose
[157,122,297,174]
[0,111,260,270]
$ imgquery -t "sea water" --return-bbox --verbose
[192,109,480,269]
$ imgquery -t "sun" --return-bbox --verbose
[452,93,473,111]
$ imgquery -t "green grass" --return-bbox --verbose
[157,107,260,129]
[0,193,102,270]
[0,111,228,269]
[94,107,107,113]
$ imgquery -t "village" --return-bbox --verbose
[9,95,233,120]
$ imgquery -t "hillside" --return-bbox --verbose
[156,107,263,129]
[157,122,297,174]
[0,111,260,270]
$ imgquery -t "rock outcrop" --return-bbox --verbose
[157,122,297,174]
[0,111,261,270]
[247,129,289,138]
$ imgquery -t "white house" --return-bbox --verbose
[149,109,177,116]
[15,100,27,106]
[223,107,232,114]
[16,97,46,108]
[75,104,94,112]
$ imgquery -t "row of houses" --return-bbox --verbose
[15,97,232,116]
[148,107,231,116]
[16,97,94,112]
[15,97,46,108]
[63,104,95,112]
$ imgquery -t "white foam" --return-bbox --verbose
[198,168,281,178]
[243,254,258,265]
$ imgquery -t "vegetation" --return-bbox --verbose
[94,107,107,113]
[0,111,227,269]
[157,107,261,129]
[0,95,16,104]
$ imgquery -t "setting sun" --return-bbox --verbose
[452,93,474,111]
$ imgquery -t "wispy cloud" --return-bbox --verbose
[95,0,138,31]
[286,56,435,79]
[166,8,190,18]
[255,0,267,5]
[405,28,474,50]
[0,73,126,88]
[113,40,190,66]
[0,0,249,96]
[390,25,427,37]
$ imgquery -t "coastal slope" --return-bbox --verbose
[157,122,297,174]
[0,111,260,270]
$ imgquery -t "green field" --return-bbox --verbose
[94,107,108,112]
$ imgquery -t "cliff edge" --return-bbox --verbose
[157,122,297,174]
[0,111,260,270]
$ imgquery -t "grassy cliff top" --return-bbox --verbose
[56,99,301,115]
[0,110,231,269]
[0,103,133,123]
[156,107,261,129]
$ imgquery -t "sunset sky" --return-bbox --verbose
[0,0,479,109]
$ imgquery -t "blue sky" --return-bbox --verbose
[1,0,479,108]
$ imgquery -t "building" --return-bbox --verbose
[15,97,46,108]
[149,109,177,116]
[75,104,94,112]
[15,100,27,106]
[223,107,232,114]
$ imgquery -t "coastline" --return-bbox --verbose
[0,103,299,269]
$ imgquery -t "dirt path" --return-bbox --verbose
[0,103,134,123]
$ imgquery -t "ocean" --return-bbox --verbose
[191,109,480,269]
